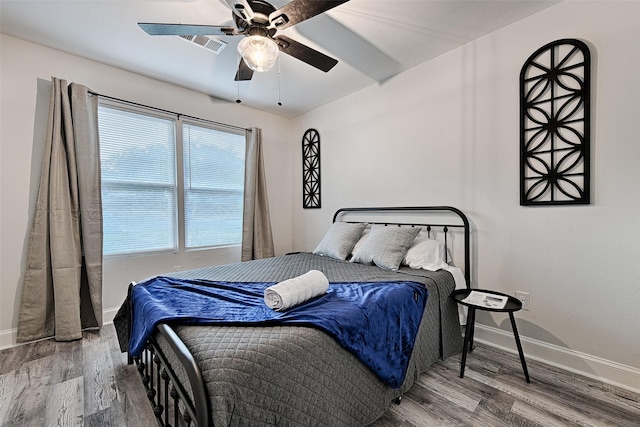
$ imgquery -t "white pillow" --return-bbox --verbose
[351,225,420,270]
[313,222,367,260]
[349,228,369,256]
[403,236,447,271]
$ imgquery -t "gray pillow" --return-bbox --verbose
[351,224,421,270]
[313,222,367,260]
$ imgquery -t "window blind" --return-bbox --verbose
[183,122,245,249]
[98,105,178,255]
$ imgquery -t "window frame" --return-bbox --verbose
[180,117,247,252]
[98,99,246,259]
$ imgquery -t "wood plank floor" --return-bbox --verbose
[1,323,638,426]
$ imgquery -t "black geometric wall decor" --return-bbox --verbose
[520,39,591,206]
[302,128,321,209]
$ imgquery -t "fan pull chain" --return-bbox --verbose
[236,49,242,103]
[277,57,282,107]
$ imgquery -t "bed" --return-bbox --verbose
[114,206,471,427]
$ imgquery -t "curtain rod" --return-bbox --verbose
[91,91,250,132]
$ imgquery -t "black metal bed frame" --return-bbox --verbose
[133,324,210,427]
[333,206,471,288]
[130,206,471,427]
[129,287,210,427]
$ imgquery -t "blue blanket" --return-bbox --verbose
[130,276,428,388]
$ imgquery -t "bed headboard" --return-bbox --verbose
[332,206,471,289]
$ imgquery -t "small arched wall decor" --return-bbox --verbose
[520,39,591,206]
[302,128,321,209]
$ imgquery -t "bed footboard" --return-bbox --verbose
[133,324,210,427]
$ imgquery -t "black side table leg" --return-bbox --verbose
[467,308,476,353]
[509,312,530,383]
[460,307,476,378]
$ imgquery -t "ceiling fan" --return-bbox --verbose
[139,0,350,81]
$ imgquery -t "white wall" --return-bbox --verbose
[0,34,293,345]
[291,1,640,391]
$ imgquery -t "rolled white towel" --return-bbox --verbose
[264,270,329,311]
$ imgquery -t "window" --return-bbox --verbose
[98,102,245,257]
[183,122,246,249]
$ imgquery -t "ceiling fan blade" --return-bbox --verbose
[234,58,255,81]
[138,23,237,37]
[224,0,255,22]
[274,35,338,72]
[294,15,403,82]
[269,0,350,30]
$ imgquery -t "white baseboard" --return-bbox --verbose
[0,306,121,351]
[473,324,640,395]
[0,328,18,351]
[103,306,119,324]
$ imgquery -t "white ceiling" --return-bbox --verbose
[0,0,558,118]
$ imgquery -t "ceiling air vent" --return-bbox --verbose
[179,35,227,54]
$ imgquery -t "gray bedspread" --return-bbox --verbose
[153,252,462,426]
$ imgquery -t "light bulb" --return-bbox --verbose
[238,36,279,72]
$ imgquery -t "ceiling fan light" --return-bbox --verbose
[238,35,279,72]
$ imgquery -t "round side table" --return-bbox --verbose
[451,288,530,383]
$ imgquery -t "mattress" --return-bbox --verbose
[147,252,463,426]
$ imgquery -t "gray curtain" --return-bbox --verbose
[241,127,275,261]
[17,78,103,342]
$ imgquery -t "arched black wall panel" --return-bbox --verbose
[302,128,321,209]
[520,39,591,206]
